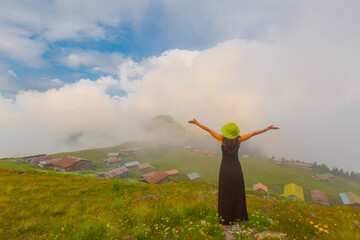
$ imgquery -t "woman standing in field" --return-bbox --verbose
[188,119,279,225]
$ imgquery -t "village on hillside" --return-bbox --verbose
[15,145,360,209]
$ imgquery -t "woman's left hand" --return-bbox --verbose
[265,125,280,131]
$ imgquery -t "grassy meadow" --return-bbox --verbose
[0,167,360,240]
[1,141,360,239]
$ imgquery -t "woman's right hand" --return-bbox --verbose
[188,119,200,126]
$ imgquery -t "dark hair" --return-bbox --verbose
[222,137,240,154]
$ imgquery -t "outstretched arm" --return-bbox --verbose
[238,125,279,142]
[188,119,223,142]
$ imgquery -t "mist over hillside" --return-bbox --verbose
[142,115,264,157]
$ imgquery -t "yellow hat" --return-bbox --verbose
[221,122,240,139]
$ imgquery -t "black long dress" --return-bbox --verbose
[218,138,249,225]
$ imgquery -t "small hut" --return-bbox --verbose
[119,149,130,155]
[52,156,91,172]
[253,183,268,193]
[104,158,123,166]
[23,154,46,163]
[97,166,129,179]
[39,158,63,168]
[30,155,52,165]
[193,149,202,153]
[311,190,330,205]
[166,169,179,178]
[187,172,200,182]
[281,183,304,201]
[124,161,140,169]
[107,153,119,159]
[312,173,335,182]
[140,171,169,184]
[136,163,152,174]
[339,192,360,207]
[293,162,312,170]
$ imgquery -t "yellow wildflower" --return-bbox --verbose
[319,227,324,232]
[310,221,313,224]
[314,225,319,229]
[324,225,328,228]
[155,227,158,230]
[324,230,329,234]
[334,224,337,227]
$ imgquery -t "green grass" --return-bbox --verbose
[0,168,359,240]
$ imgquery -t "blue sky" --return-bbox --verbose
[0,0,360,172]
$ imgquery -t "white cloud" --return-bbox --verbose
[1,35,360,172]
[57,49,125,74]
[0,64,20,91]
[0,25,47,67]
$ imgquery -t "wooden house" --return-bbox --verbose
[119,149,130,155]
[311,190,330,205]
[124,161,140,169]
[136,163,152,174]
[23,154,46,163]
[52,156,91,172]
[39,158,63,168]
[253,183,268,193]
[140,171,169,184]
[104,158,123,166]
[293,162,312,170]
[193,149,202,153]
[166,169,179,178]
[339,192,360,207]
[97,166,129,179]
[281,183,304,201]
[30,155,51,165]
[107,153,119,159]
[187,172,200,182]
[312,173,335,182]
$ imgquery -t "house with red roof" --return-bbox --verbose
[30,155,52,165]
[136,163,152,174]
[97,166,128,179]
[166,169,179,178]
[104,158,123,166]
[52,156,91,172]
[140,171,169,184]
[311,190,330,205]
[253,183,269,193]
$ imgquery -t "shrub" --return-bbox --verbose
[113,178,120,191]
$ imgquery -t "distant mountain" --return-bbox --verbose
[152,115,186,136]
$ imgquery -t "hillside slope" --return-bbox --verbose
[0,168,359,240]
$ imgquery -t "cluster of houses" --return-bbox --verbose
[22,154,91,172]
[98,152,201,184]
[272,158,313,170]
[253,182,360,207]
[183,146,217,157]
